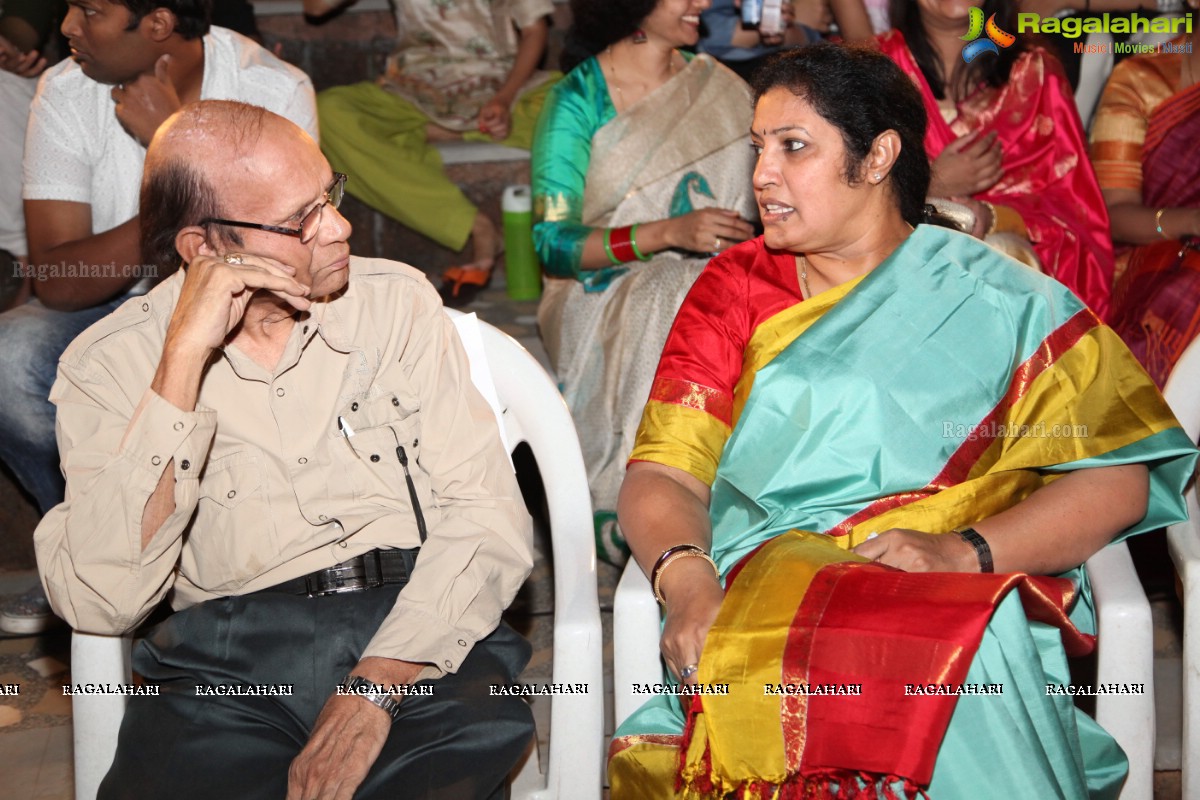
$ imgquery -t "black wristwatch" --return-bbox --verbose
[956,527,994,573]
[339,674,403,722]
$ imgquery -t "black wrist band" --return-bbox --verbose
[956,527,994,573]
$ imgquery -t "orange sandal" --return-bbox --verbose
[438,264,494,308]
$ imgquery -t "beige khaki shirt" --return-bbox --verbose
[35,258,533,679]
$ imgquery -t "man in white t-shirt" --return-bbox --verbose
[0,0,316,635]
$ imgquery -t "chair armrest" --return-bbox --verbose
[71,632,133,800]
[612,562,664,729]
[1087,541,1154,800]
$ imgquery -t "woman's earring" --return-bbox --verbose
[873,173,882,182]
[632,28,648,44]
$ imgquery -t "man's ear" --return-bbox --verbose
[141,8,178,44]
[175,226,213,265]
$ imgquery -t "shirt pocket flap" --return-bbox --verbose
[199,454,262,510]
[336,391,420,435]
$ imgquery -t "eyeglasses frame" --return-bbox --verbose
[200,172,348,245]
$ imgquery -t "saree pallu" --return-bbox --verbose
[535,55,757,564]
[1109,80,1200,388]
[611,226,1197,798]
[878,31,1115,321]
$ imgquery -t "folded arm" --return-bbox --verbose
[854,463,1150,574]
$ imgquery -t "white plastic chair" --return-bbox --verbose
[613,526,1157,799]
[1163,337,1200,800]
[71,312,604,800]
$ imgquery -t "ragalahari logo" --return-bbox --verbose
[961,7,1016,63]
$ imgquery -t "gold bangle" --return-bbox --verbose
[1155,207,1169,240]
[980,200,997,238]
[652,550,720,605]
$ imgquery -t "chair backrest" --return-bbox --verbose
[1164,336,1200,444]
[446,311,605,798]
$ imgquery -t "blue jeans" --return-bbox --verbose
[0,294,133,513]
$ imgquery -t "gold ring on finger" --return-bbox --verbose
[223,253,245,265]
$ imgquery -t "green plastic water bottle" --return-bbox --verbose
[503,185,541,301]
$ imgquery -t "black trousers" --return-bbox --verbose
[98,584,533,799]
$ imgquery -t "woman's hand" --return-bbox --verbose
[658,558,725,684]
[852,529,979,572]
[930,131,1003,197]
[478,97,512,141]
[663,208,756,254]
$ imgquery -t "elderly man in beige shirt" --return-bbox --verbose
[34,99,535,800]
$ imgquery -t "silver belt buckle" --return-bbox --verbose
[305,559,369,597]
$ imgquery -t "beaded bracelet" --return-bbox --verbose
[651,544,720,605]
[1156,208,1169,240]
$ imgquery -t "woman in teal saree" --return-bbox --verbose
[610,44,1196,799]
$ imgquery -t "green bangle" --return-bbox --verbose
[630,223,652,261]
[603,228,620,265]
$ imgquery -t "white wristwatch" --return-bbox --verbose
[339,674,403,722]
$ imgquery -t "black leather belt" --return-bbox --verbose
[261,548,419,598]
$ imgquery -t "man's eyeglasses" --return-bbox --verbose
[201,173,347,245]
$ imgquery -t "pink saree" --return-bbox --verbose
[878,31,1115,320]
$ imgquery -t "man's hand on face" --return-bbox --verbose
[286,657,425,800]
[165,252,311,357]
[112,54,183,146]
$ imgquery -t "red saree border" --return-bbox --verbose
[681,533,1095,795]
[827,309,1097,537]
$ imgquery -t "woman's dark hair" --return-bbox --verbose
[889,0,1029,102]
[751,44,930,227]
[117,0,212,41]
[561,0,658,72]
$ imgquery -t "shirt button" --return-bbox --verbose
[298,457,308,465]
[151,456,161,466]
[180,460,190,471]
[443,660,453,668]
[276,387,285,397]
[391,398,399,406]
[303,325,309,334]
[413,439,418,447]
[457,639,467,647]
[339,540,348,548]
[370,454,380,462]
[351,402,359,411]
[141,303,149,312]
[227,490,236,499]
[319,514,328,521]
[173,422,184,431]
